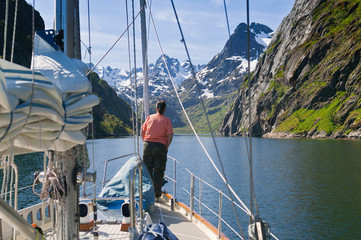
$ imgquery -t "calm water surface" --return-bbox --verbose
[9,136,361,239]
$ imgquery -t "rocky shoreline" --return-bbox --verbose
[263,130,361,140]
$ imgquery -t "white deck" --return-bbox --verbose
[79,223,129,239]
[77,198,212,240]
[11,194,223,240]
[151,201,210,240]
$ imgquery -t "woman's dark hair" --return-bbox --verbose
[156,100,166,114]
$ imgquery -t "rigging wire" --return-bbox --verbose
[21,0,37,149]
[223,0,261,223]
[148,1,247,238]
[87,0,93,179]
[85,5,144,76]
[147,0,153,42]
[3,0,9,60]
[125,0,137,154]
[168,2,246,236]
[246,0,254,222]
[132,0,141,156]
[222,0,236,73]
[223,0,231,38]
[246,0,260,223]
[10,0,19,62]
[85,0,99,236]
[80,40,90,59]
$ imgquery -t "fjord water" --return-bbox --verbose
[12,136,361,239]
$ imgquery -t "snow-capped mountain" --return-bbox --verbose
[93,55,204,103]
[180,22,273,99]
[93,22,273,130]
[94,22,271,105]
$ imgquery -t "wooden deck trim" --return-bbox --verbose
[164,193,230,240]
[79,220,95,231]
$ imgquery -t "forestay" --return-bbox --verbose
[0,33,98,155]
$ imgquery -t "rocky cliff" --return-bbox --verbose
[219,0,361,139]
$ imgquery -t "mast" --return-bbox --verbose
[55,0,81,239]
[140,0,149,118]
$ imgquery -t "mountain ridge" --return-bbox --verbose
[96,22,273,132]
[93,55,205,104]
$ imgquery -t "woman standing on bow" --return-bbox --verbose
[141,100,173,200]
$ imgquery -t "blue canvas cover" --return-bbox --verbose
[97,157,155,212]
[137,222,178,240]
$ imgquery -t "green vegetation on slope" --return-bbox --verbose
[174,91,238,134]
[313,0,361,36]
[276,92,353,135]
[100,113,132,135]
[258,0,361,138]
[89,72,133,137]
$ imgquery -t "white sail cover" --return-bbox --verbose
[0,34,98,155]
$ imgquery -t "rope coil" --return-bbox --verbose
[32,153,66,205]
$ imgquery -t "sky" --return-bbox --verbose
[26,0,295,69]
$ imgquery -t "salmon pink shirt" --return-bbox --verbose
[142,113,173,146]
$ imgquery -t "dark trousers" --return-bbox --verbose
[143,141,167,198]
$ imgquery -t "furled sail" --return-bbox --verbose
[0,33,98,155]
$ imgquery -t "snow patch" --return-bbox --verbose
[201,88,214,99]
[226,56,244,61]
[255,31,272,47]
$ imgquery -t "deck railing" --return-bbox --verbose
[93,153,248,239]
[128,159,145,239]
[99,154,145,239]
[17,201,52,227]
[0,198,47,239]
[102,153,136,188]
[165,155,246,239]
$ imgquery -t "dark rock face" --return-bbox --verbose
[0,0,45,67]
[219,0,361,139]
